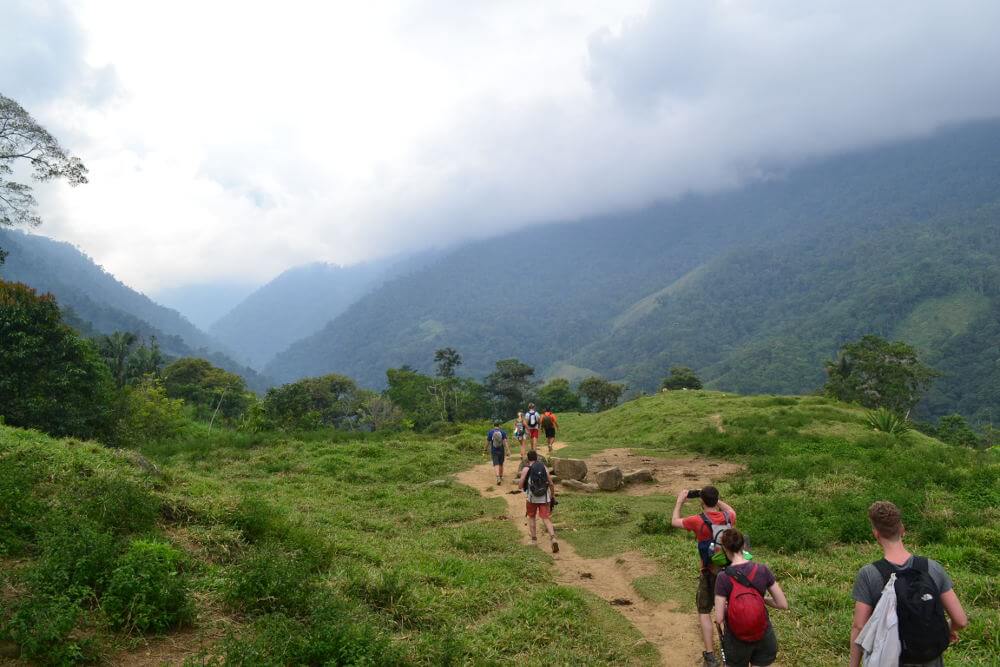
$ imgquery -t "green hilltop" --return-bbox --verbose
[2,390,996,665]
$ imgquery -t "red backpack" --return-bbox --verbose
[724,564,768,642]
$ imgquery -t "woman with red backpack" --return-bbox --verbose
[713,529,788,667]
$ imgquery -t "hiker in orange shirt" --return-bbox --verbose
[541,408,558,454]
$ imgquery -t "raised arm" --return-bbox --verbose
[671,490,688,529]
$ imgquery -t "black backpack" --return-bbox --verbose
[525,461,548,498]
[873,557,950,662]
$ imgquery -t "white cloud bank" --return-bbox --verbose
[4,0,1000,292]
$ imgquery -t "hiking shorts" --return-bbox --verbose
[696,569,718,614]
[529,428,539,439]
[515,431,525,442]
[544,427,556,439]
[490,447,505,466]
[721,625,778,667]
[526,501,551,520]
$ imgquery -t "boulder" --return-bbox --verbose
[623,469,654,485]
[552,457,588,481]
[561,479,598,492]
[595,466,624,491]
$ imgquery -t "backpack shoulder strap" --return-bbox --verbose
[911,555,929,573]
[872,559,894,587]
[726,564,764,594]
[699,512,713,533]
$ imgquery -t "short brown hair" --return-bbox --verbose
[719,528,744,554]
[868,500,902,540]
[700,485,720,507]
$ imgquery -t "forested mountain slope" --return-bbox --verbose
[210,262,389,368]
[266,121,1000,421]
[0,230,269,390]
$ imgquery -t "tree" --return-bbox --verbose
[485,358,536,419]
[536,378,582,412]
[162,357,251,422]
[434,347,462,379]
[0,94,88,262]
[823,335,937,415]
[386,367,489,430]
[0,280,113,438]
[97,332,162,389]
[661,366,703,390]
[577,376,625,412]
[263,373,367,430]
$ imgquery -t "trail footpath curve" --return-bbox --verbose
[456,441,703,666]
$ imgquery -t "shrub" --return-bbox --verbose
[865,407,910,436]
[28,517,118,598]
[3,594,92,664]
[638,512,671,535]
[101,539,192,633]
[661,366,703,390]
[224,543,314,615]
[62,474,160,536]
[111,378,188,447]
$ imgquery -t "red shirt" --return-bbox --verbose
[681,509,736,569]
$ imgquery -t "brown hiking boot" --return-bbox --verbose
[551,541,559,553]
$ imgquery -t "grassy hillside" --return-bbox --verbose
[0,423,655,665]
[555,391,999,666]
[263,120,1000,423]
[2,391,995,665]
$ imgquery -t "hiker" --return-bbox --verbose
[524,403,541,451]
[671,486,737,667]
[849,501,967,667]
[519,449,558,553]
[485,420,510,485]
[541,408,558,453]
[513,411,528,458]
[714,529,787,667]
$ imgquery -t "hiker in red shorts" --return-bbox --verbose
[523,403,541,451]
[519,449,558,553]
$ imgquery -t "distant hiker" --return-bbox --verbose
[514,411,528,458]
[849,501,967,667]
[485,420,510,485]
[519,449,558,553]
[541,408,558,453]
[714,529,787,667]
[671,485,738,667]
[524,403,541,451]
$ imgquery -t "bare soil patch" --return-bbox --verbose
[456,442,704,666]
[574,448,744,496]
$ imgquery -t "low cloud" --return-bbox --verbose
[5,1,1000,292]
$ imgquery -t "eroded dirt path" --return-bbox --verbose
[455,442,704,666]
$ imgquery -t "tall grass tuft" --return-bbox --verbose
[865,407,910,435]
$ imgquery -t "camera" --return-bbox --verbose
[687,489,701,499]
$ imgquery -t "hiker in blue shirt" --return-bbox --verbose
[486,421,511,486]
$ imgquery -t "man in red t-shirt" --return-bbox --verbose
[671,485,737,667]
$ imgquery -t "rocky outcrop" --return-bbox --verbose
[595,466,624,491]
[623,469,654,485]
[552,458,588,481]
[561,479,598,492]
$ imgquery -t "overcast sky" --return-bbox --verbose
[4,0,1000,293]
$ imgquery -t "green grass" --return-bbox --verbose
[555,391,999,666]
[3,391,996,665]
[0,421,658,664]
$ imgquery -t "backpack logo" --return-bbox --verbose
[725,564,768,642]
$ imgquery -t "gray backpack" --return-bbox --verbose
[490,430,504,449]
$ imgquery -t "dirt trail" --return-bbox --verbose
[456,442,704,666]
